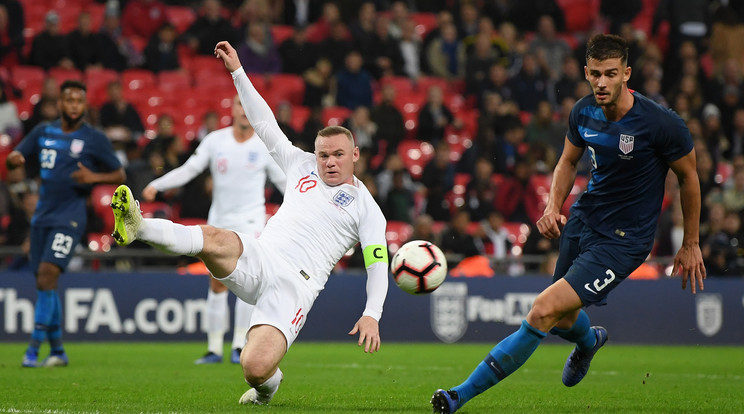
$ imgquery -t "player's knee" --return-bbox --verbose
[35,263,61,290]
[241,356,275,386]
[526,296,562,330]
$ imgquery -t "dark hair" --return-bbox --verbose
[60,79,87,93]
[585,34,628,66]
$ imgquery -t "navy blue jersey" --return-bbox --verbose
[14,120,122,228]
[567,92,693,244]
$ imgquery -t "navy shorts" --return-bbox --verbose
[552,216,652,307]
[29,224,85,273]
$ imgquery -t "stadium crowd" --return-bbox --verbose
[2,0,744,276]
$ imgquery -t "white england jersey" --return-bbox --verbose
[147,127,286,234]
[232,67,388,320]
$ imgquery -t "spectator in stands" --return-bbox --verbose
[525,100,563,159]
[305,1,341,43]
[121,0,169,42]
[465,157,497,222]
[418,85,455,145]
[184,0,239,56]
[275,101,300,146]
[29,11,74,71]
[508,52,549,113]
[350,2,377,60]
[703,209,744,275]
[298,106,324,149]
[494,157,536,224]
[370,83,405,155]
[411,213,440,244]
[319,21,353,73]
[142,114,185,173]
[554,56,582,105]
[0,82,20,140]
[67,11,103,71]
[655,195,685,258]
[237,21,282,74]
[422,10,454,72]
[0,3,23,68]
[653,0,711,66]
[421,141,455,221]
[387,1,410,40]
[384,169,415,223]
[600,0,642,34]
[456,2,479,40]
[376,153,415,206]
[440,209,482,263]
[278,25,317,75]
[333,50,373,110]
[98,1,142,71]
[302,57,333,108]
[143,23,181,73]
[369,15,404,79]
[481,63,515,107]
[508,0,565,33]
[721,168,744,214]
[426,22,465,80]
[281,0,323,27]
[342,106,376,155]
[479,210,512,273]
[99,80,145,138]
[399,18,422,80]
[702,103,728,165]
[196,110,219,141]
[726,108,744,161]
[464,33,498,97]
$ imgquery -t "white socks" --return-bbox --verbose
[232,300,253,350]
[138,219,204,255]
[255,367,283,398]
[206,290,228,355]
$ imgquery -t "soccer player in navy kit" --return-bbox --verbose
[7,80,126,367]
[432,34,706,413]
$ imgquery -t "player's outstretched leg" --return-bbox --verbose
[111,184,142,246]
[562,326,608,387]
[431,321,547,413]
[239,367,283,405]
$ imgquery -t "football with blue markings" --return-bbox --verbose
[390,240,448,294]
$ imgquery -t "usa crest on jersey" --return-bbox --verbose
[619,134,634,154]
[70,139,84,156]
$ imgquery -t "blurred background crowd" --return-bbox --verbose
[1,0,744,277]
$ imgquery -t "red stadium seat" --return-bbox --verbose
[167,5,197,34]
[85,67,119,107]
[397,139,434,180]
[48,67,84,84]
[266,73,305,106]
[11,65,45,90]
[122,69,156,92]
[380,75,415,95]
[87,232,114,253]
[416,76,450,94]
[322,106,352,126]
[561,175,589,216]
[290,105,310,132]
[139,201,174,220]
[410,12,438,38]
[91,184,119,233]
[386,221,414,254]
[445,131,473,163]
[556,0,599,33]
[271,25,295,45]
[157,70,191,92]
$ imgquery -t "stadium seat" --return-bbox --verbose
[11,66,45,90]
[385,221,414,254]
[289,105,310,132]
[561,175,589,216]
[48,68,84,85]
[445,131,472,163]
[380,75,415,95]
[397,139,434,180]
[85,67,119,107]
[410,12,437,38]
[166,5,197,34]
[266,73,305,106]
[91,184,119,233]
[157,70,191,92]
[139,201,174,220]
[322,106,352,126]
[122,69,156,92]
[502,221,531,255]
[87,232,113,253]
[416,76,450,94]
[555,0,599,33]
[271,25,295,46]
[526,174,552,223]
[187,55,226,81]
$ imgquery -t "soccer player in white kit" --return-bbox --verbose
[109,40,388,406]
[141,95,286,365]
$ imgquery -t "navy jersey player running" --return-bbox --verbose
[431,34,706,413]
[7,80,126,367]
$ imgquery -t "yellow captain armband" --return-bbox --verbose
[363,244,388,267]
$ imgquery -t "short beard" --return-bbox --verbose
[62,112,84,126]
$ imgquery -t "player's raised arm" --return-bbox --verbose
[669,150,706,294]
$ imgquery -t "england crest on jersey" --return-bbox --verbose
[70,139,84,156]
[332,190,354,207]
[619,134,634,154]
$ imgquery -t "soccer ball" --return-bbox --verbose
[390,240,448,294]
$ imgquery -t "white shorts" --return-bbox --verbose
[215,232,319,349]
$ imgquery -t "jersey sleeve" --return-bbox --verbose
[231,67,304,172]
[566,97,588,148]
[13,123,43,157]
[358,195,389,321]
[90,129,123,171]
[657,109,694,163]
[148,134,211,191]
[266,155,287,194]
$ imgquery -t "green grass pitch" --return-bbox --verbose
[1,342,742,413]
